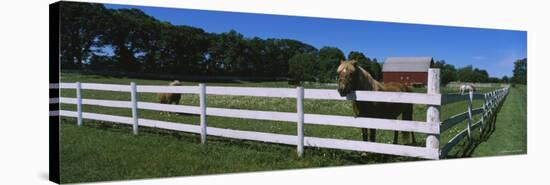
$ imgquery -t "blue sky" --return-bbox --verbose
[105,4,526,78]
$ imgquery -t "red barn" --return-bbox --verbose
[382,57,434,87]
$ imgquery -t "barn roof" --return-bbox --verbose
[382,57,433,72]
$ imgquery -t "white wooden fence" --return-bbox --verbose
[49,69,509,159]
[439,86,510,157]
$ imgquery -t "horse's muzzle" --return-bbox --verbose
[338,88,350,97]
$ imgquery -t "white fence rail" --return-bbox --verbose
[49,69,509,159]
[58,97,440,134]
[59,83,442,105]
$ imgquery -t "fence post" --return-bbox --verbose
[487,92,493,114]
[466,90,473,138]
[491,91,498,110]
[130,82,139,135]
[426,69,440,159]
[296,86,305,157]
[199,83,207,144]
[76,82,83,126]
[498,90,501,101]
[480,93,487,133]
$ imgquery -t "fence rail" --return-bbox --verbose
[51,69,509,160]
[59,82,441,105]
[59,96,439,134]
[56,110,438,159]
[441,93,485,105]
[440,108,483,132]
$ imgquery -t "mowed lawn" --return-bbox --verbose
[58,73,507,183]
[471,85,527,156]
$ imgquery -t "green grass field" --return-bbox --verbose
[57,73,524,183]
[470,85,527,156]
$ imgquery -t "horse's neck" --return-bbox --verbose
[355,66,384,91]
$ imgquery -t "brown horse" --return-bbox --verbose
[158,80,182,105]
[337,60,415,144]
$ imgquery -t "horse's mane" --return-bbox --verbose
[355,65,385,91]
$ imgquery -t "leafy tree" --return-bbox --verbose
[100,8,161,72]
[288,53,318,82]
[88,55,115,70]
[139,21,166,73]
[457,65,489,83]
[58,2,501,83]
[347,51,369,70]
[433,60,457,85]
[263,39,317,77]
[348,51,367,63]
[370,58,382,81]
[245,37,268,76]
[318,46,345,82]
[206,30,248,75]
[206,36,317,76]
[59,2,108,69]
[161,25,210,75]
[502,76,510,83]
[488,77,500,83]
[474,68,489,82]
[512,58,527,84]
[347,51,382,81]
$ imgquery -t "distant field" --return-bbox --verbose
[58,72,509,183]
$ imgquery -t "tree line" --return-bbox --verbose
[60,2,374,81]
[432,58,526,85]
[60,2,525,85]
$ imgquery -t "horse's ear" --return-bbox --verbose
[340,60,345,64]
[351,60,358,65]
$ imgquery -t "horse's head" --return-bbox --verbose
[337,60,358,96]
